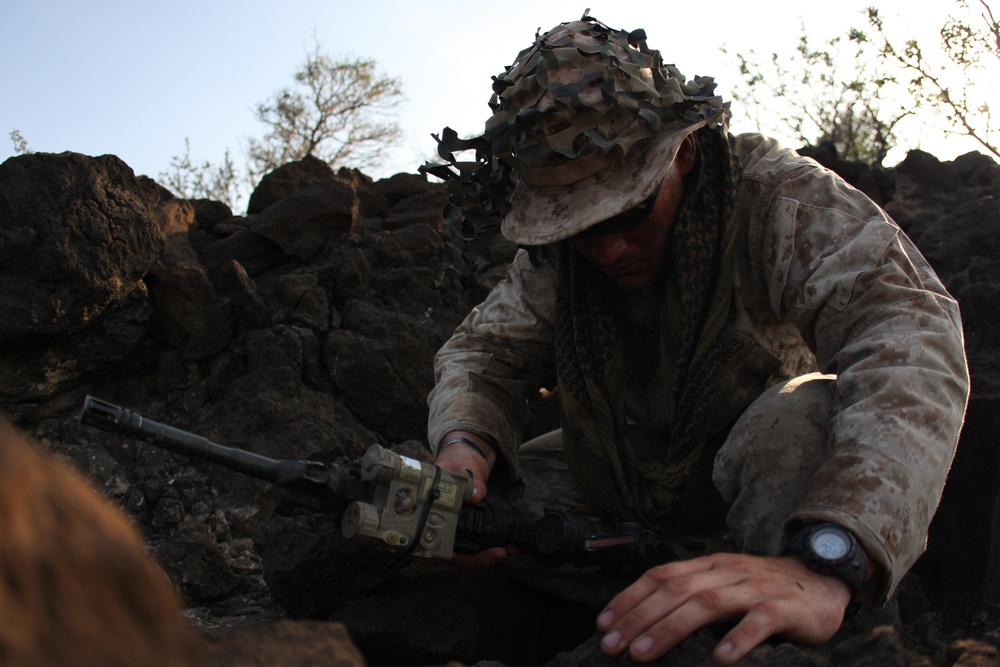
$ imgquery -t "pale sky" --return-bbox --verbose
[1,0,992,199]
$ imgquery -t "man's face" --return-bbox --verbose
[571,137,696,293]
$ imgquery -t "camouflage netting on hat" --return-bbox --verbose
[420,13,730,275]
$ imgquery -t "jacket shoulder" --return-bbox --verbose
[729,133,815,179]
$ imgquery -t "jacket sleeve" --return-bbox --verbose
[756,164,970,604]
[427,249,559,480]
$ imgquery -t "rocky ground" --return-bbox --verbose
[1,143,999,666]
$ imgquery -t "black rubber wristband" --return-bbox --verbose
[439,436,488,461]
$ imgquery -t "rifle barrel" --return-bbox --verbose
[80,395,283,483]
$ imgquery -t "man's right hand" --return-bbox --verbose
[431,430,513,567]
[434,430,495,505]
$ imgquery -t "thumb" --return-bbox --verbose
[463,468,488,504]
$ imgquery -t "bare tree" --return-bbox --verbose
[245,40,404,181]
[723,29,911,164]
[853,0,999,159]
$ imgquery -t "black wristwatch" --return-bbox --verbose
[785,523,869,601]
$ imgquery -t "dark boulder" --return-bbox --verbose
[0,152,160,342]
[246,154,338,215]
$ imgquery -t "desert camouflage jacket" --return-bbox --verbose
[427,133,970,603]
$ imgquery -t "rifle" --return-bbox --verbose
[79,395,673,576]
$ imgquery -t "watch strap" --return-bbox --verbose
[785,522,869,608]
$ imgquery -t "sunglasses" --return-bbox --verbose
[572,182,663,240]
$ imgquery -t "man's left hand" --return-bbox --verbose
[596,552,851,665]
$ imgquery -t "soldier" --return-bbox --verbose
[424,14,969,665]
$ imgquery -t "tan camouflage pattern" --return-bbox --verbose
[486,17,729,174]
[492,373,840,607]
[420,15,732,269]
[428,133,970,605]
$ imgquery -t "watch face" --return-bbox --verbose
[809,525,851,561]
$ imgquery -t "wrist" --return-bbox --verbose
[438,431,496,468]
[789,553,859,623]
[784,522,869,617]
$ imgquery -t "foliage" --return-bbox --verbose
[726,1,999,164]
[158,138,243,210]
[244,41,403,182]
[852,0,999,159]
[9,129,31,155]
[722,29,910,164]
[161,40,403,212]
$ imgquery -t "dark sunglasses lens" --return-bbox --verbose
[574,184,660,240]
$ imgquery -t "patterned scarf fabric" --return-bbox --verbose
[555,128,742,530]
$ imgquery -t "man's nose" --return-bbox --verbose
[586,233,628,265]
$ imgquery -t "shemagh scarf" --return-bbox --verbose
[554,129,742,531]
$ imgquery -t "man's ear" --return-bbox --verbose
[675,135,697,176]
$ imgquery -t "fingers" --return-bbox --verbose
[435,449,490,505]
[412,545,514,569]
[596,553,851,663]
[599,556,753,661]
[712,603,787,665]
[450,545,515,568]
[598,556,722,630]
[711,584,845,665]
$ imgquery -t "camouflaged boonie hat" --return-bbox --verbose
[492,15,731,245]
